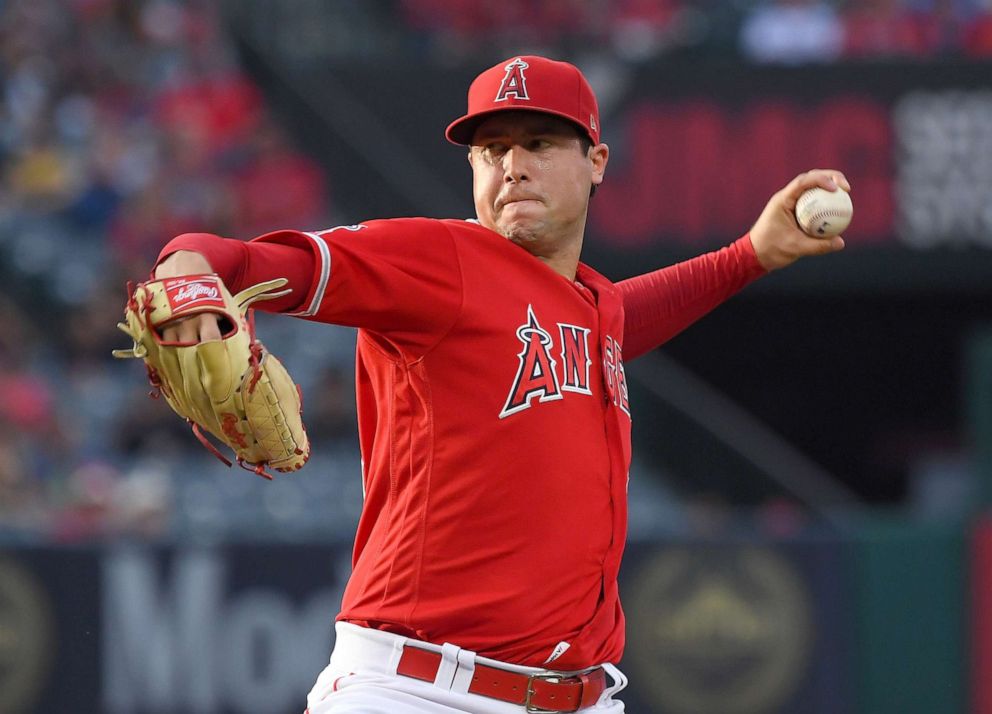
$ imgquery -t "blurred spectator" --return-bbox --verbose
[608,0,688,61]
[233,118,328,236]
[842,0,938,57]
[842,0,973,57]
[740,0,844,64]
[49,461,121,542]
[963,0,992,55]
[399,0,606,59]
[0,431,49,536]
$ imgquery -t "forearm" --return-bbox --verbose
[619,235,766,360]
[156,232,316,314]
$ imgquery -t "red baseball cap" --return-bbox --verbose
[445,55,601,146]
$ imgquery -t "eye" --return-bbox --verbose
[528,138,551,151]
[481,142,507,162]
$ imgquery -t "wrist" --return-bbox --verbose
[154,250,214,279]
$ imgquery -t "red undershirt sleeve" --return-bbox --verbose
[156,231,317,314]
[618,234,768,361]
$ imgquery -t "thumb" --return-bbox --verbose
[809,235,846,255]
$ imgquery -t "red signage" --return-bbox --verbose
[592,97,893,247]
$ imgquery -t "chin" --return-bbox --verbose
[501,225,541,245]
[498,216,547,243]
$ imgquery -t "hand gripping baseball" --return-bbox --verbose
[113,274,311,479]
[749,169,850,271]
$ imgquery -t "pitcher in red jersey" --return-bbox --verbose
[151,55,849,713]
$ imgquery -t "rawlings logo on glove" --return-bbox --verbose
[166,278,225,311]
[113,274,310,479]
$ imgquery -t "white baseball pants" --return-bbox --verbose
[306,622,627,713]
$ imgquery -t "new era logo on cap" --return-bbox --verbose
[445,55,601,146]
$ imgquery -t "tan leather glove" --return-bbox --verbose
[114,274,310,479]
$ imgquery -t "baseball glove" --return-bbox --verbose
[113,274,310,479]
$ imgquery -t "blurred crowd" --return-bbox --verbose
[395,0,992,62]
[1,0,988,542]
[0,0,349,542]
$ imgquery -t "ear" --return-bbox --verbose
[590,143,609,186]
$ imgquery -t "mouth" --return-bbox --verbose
[497,197,541,211]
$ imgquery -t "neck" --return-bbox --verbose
[535,242,581,281]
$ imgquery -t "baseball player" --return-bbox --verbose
[150,56,848,713]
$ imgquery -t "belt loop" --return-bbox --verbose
[451,648,477,695]
[434,643,461,690]
[598,663,628,706]
[389,637,406,674]
[387,639,406,674]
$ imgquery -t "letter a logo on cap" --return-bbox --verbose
[495,58,530,102]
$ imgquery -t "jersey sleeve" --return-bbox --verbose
[157,232,316,314]
[157,218,463,356]
[618,235,767,360]
[300,218,463,355]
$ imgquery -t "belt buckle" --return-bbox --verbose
[525,672,565,713]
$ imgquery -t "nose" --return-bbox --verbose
[502,145,530,184]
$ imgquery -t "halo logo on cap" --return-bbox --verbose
[495,58,530,102]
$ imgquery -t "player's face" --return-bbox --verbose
[469,112,608,251]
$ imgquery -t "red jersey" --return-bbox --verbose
[159,217,765,670]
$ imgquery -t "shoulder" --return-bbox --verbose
[372,217,508,255]
[438,218,487,231]
[334,217,495,242]
[312,218,457,253]
[438,218,503,241]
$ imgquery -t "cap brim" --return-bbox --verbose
[445,106,595,146]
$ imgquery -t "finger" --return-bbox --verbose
[199,314,223,342]
[159,316,200,344]
[783,169,850,206]
[814,171,850,193]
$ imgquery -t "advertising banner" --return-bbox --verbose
[579,60,992,292]
[0,549,99,712]
[1,544,352,714]
[619,538,855,714]
[0,529,968,713]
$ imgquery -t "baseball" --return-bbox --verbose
[794,187,853,238]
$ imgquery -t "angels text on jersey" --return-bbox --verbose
[500,304,630,419]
